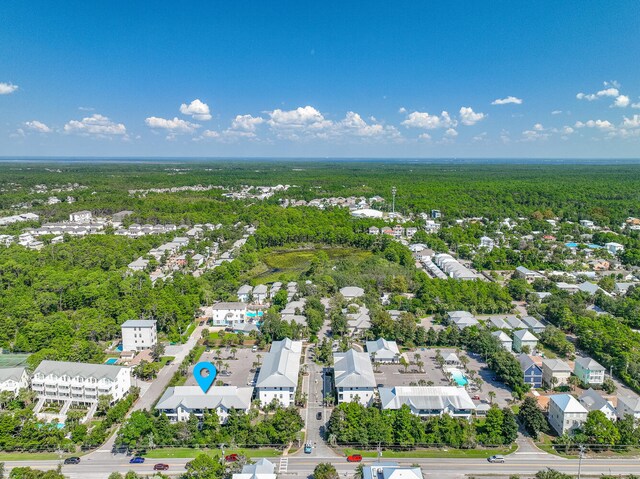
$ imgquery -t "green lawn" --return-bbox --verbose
[0,452,64,461]
[158,356,176,367]
[341,443,517,459]
[143,447,282,459]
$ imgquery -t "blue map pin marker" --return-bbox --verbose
[194,362,217,393]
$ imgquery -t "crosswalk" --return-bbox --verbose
[279,457,289,473]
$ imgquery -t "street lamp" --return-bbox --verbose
[577,444,585,479]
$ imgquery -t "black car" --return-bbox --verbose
[316,412,322,420]
[64,457,81,465]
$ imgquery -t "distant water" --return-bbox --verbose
[0,157,639,165]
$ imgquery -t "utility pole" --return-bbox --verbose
[577,444,585,479]
[391,186,397,215]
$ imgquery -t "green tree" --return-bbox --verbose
[313,463,339,479]
[182,453,224,479]
[583,410,620,446]
[518,396,548,439]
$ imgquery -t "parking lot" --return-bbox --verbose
[374,347,514,407]
[185,346,261,388]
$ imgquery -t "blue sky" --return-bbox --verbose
[1,1,639,158]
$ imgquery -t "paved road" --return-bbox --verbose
[7,454,640,478]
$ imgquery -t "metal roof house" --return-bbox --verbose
[379,386,476,418]
[156,385,253,423]
[366,338,401,363]
[333,349,376,406]
[256,338,302,407]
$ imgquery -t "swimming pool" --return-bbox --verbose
[246,311,264,318]
[446,367,468,387]
[105,358,118,365]
[565,242,602,249]
[565,242,578,248]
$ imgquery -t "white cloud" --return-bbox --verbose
[145,116,200,134]
[78,106,95,111]
[0,82,19,95]
[622,115,640,129]
[398,107,407,114]
[632,102,640,109]
[561,126,574,135]
[445,128,458,137]
[231,114,265,132]
[401,110,456,129]
[551,110,563,115]
[533,123,544,131]
[577,87,619,101]
[522,129,550,141]
[179,99,212,121]
[574,119,615,131]
[64,114,127,137]
[24,120,52,133]
[472,132,488,142]
[459,107,485,126]
[418,133,431,141]
[267,106,331,131]
[338,111,400,139]
[491,96,523,105]
[613,95,630,108]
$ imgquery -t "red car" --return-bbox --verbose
[347,454,362,462]
[471,395,481,400]
[225,454,240,462]
[153,464,169,471]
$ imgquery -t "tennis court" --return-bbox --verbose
[0,353,30,368]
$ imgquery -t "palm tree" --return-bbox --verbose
[413,353,421,365]
[256,354,262,365]
[459,355,470,370]
[426,380,434,386]
[400,356,409,373]
[488,391,496,404]
[230,348,238,360]
[568,375,580,392]
[215,348,222,359]
[475,377,484,392]
[416,360,424,373]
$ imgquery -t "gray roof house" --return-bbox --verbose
[156,386,253,423]
[362,462,424,479]
[366,338,401,363]
[339,286,365,299]
[255,339,302,407]
[233,458,277,479]
[379,386,476,418]
[522,316,546,333]
[579,388,617,421]
[333,349,376,406]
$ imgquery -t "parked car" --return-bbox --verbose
[225,453,240,462]
[252,345,258,352]
[63,457,80,465]
[153,463,169,470]
[347,454,362,462]
[129,456,145,464]
[471,395,481,400]
[316,412,322,420]
[488,455,505,463]
[304,443,312,454]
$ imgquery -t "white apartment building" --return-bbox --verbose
[155,386,253,423]
[548,394,588,435]
[0,367,29,395]
[205,302,248,326]
[31,360,131,405]
[256,338,302,407]
[480,236,495,251]
[379,386,476,418]
[333,349,376,406]
[121,319,157,352]
[69,211,92,223]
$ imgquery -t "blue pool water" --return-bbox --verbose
[105,358,118,365]
[246,311,264,318]
[115,343,123,352]
[565,242,578,248]
[449,368,468,387]
[565,242,601,249]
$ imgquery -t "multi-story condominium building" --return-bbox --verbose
[155,386,253,423]
[121,319,157,352]
[255,338,302,407]
[31,361,131,405]
[0,367,29,395]
[204,302,248,326]
[548,394,588,435]
[574,357,605,385]
[379,386,476,418]
[333,349,376,406]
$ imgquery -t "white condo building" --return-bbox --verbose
[121,319,157,352]
[0,367,29,395]
[256,338,302,407]
[31,360,131,405]
[379,386,476,418]
[206,302,248,326]
[155,386,253,423]
[333,349,376,406]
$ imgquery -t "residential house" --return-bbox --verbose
[615,283,635,296]
[362,462,424,479]
[252,284,268,304]
[255,339,302,407]
[339,286,365,300]
[522,316,546,334]
[605,242,624,255]
[444,353,462,367]
[155,386,253,423]
[69,211,92,223]
[121,319,157,352]
[233,458,277,479]
[31,360,131,405]
[487,316,510,330]
[205,302,248,326]
[379,386,476,418]
[491,331,512,351]
[548,394,588,435]
[542,358,572,387]
[366,338,401,363]
[346,305,371,335]
[574,357,605,386]
[514,266,544,283]
[333,349,376,406]
[0,367,28,395]
[505,316,526,330]
[431,209,441,219]
[368,226,380,235]
[579,388,617,421]
[513,330,538,353]
[405,227,418,239]
[518,355,543,388]
[447,311,479,329]
[480,236,495,251]
[268,282,282,299]
[128,257,149,272]
[237,285,253,302]
[616,396,640,420]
